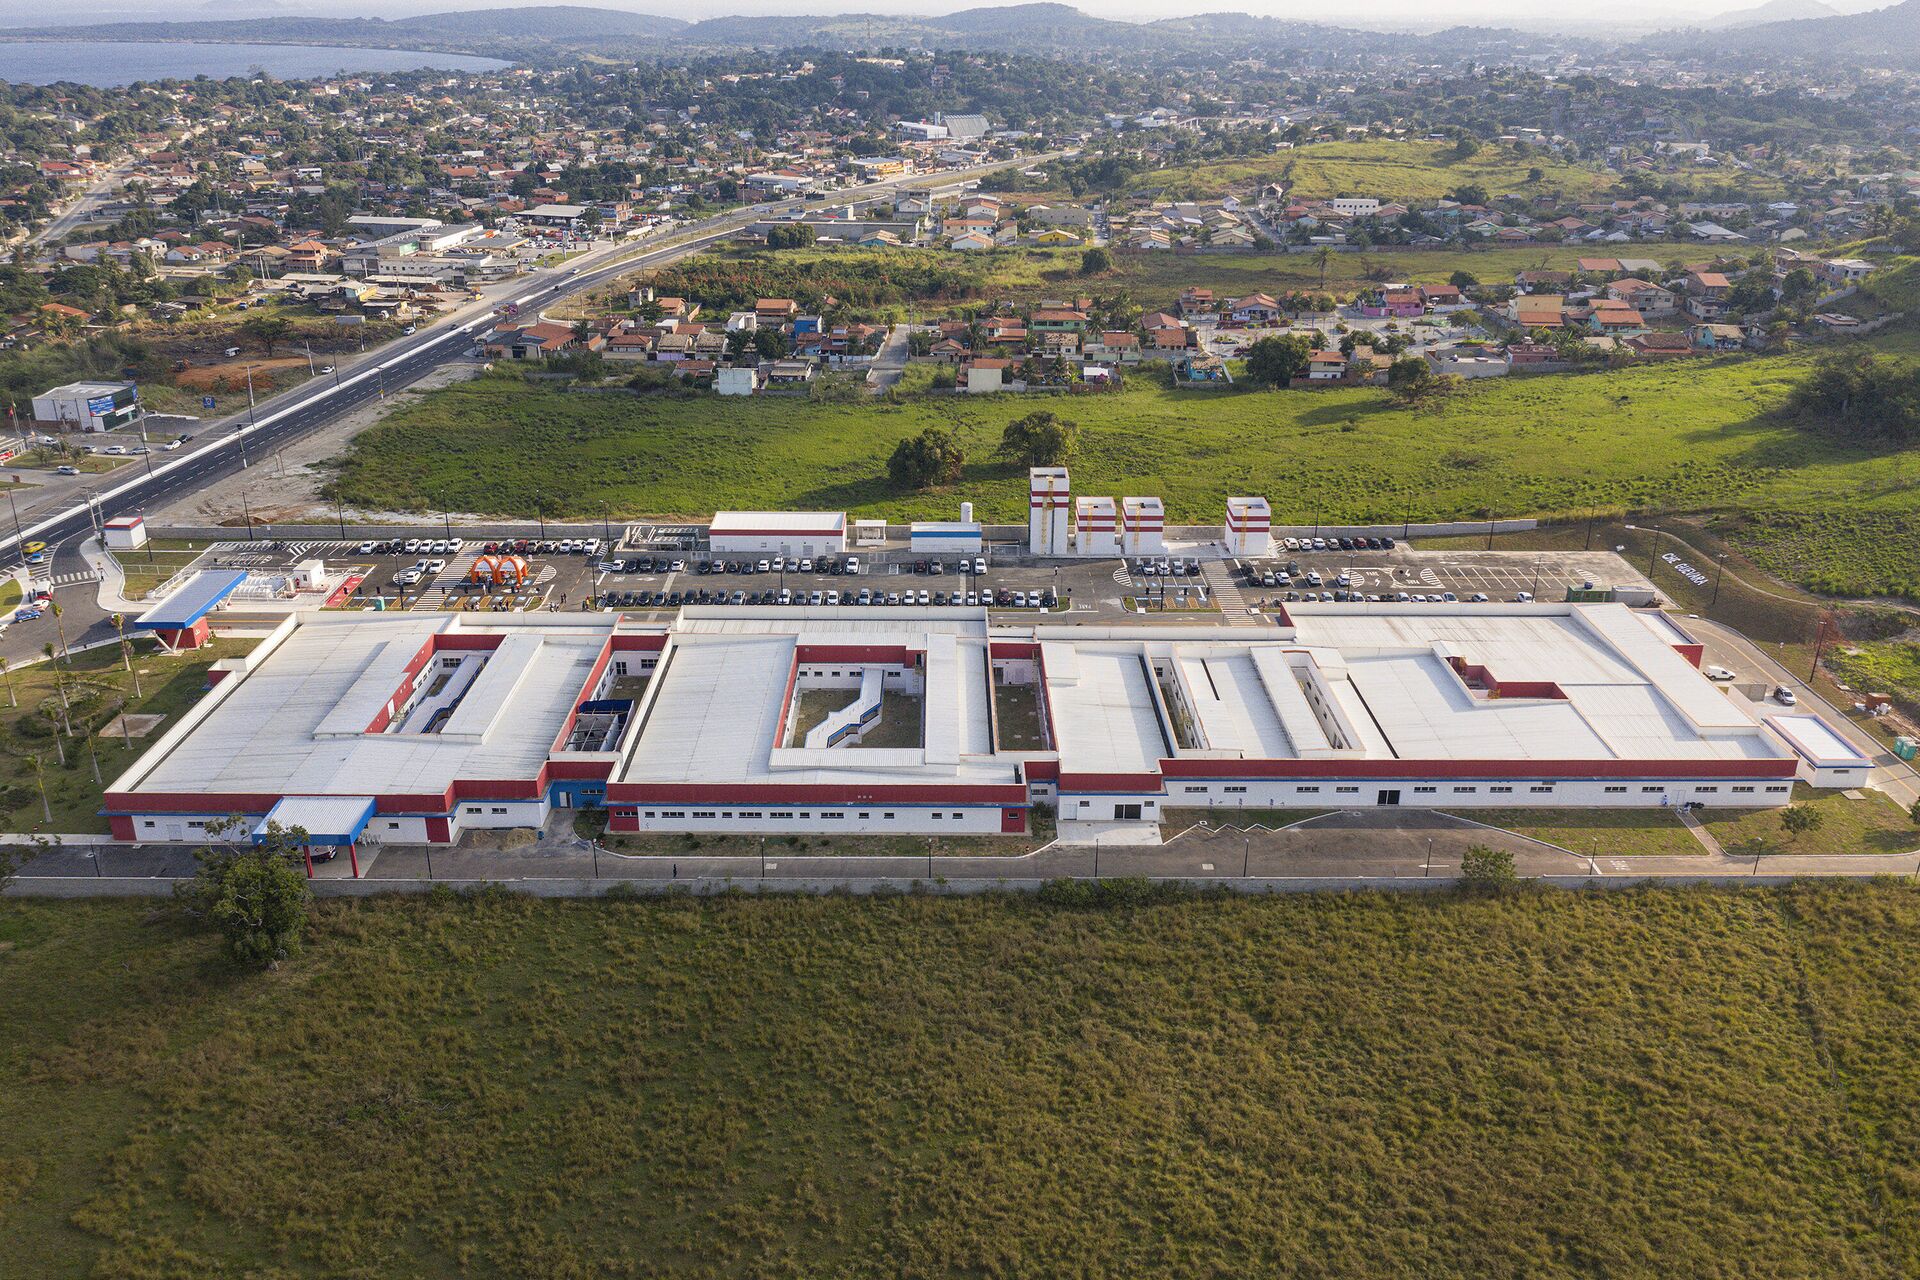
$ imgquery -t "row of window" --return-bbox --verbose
[1164,781,1790,797]
[634,810,967,821]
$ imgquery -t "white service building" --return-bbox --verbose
[32,380,140,431]
[1076,496,1121,556]
[708,511,848,557]
[1225,496,1272,557]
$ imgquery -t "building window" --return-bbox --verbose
[1336,786,1359,794]
[932,812,943,820]
[388,821,402,830]
[143,820,155,828]
[491,807,508,814]
[1414,786,1437,794]
[1529,786,1553,794]
[1733,786,1754,794]
[1452,786,1476,794]
[1297,785,1320,794]
[1184,786,1209,794]
[643,811,655,818]
[1766,786,1790,793]
[952,812,963,820]
[1642,786,1664,793]
[771,811,794,819]
[821,812,843,820]
[1603,786,1626,794]
[1224,786,1247,794]
[859,812,871,820]
[1696,787,1718,794]
[1491,786,1513,794]
[693,811,716,818]
[884,812,895,819]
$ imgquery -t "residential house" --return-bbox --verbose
[1690,323,1746,352]
[1177,288,1215,318]
[715,366,760,396]
[1083,331,1141,364]
[949,230,995,251]
[482,322,577,360]
[1029,308,1087,335]
[1226,293,1282,325]
[1604,278,1676,316]
[958,357,1012,394]
[755,297,798,324]
[1623,331,1694,360]
[1683,271,1730,321]
[1302,349,1347,382]
[763,360,816,392]
[1418,284,1467,310]
[1359,288,1423,319]
[1508,295,1567,329]
[1816,258,1874,286]
[1586,302,1648,336]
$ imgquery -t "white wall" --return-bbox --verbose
[619,805,1006,835]
[1071,775,1794,816]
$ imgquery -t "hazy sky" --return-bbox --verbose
[1,0,1896,33]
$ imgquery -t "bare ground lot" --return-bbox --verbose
[154,362,480,528]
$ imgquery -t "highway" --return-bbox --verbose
[0,151,1063,580]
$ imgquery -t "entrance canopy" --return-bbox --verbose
[255,795,376,848]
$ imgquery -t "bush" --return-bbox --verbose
[1035,876,1191,908]
[1458,844,1517,890]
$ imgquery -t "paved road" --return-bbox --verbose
[0,151,1064,590]
[866,324,913,393]
[1686,614,1920,811]
[12,810,1917,892]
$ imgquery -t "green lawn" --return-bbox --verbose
[8,885,1920,1275]
[330,348,1920,549]
[0,639,248,834]
[1460,807,1704,858]
[0,578,20,610]
[1700,784,1920,857]
[1130,140,1616,203]
[1827,641,1920,719]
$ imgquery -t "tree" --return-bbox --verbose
[1908,797,1920,828]
[181,818,311,969]
[997,410,1080,467]
[765,223,817,250]
[241,312,293,356]
[1243,334,1314,388]
[1312,244,1335,289]
[1449,270,1479,290]
[887,427,964,490]
[1781,805,1825,838]
[1452,182,1490,208]
[1459,843,1516,889]
[1079,246,1112,276]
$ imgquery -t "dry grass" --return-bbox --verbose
[7,885,1920,1276]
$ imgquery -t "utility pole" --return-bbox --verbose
[1710,555,1727,607]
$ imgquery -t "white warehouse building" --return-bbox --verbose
[708,511,848,557]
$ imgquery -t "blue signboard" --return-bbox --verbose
[86,394,117,418]
[202,396,217,410]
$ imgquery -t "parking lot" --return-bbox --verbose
[123,530,1653,626]
[589,550,1064,613]
[1236,538,1653,607]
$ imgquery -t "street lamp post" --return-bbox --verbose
[1710,554,1727,607]
[241,489,255,542]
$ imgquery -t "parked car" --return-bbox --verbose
[1704,665,1737,682]
[1773,685,1798,705]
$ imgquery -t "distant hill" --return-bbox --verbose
[1701,0,1839,28]
[3,5,689,55]
[4,2,1582,65]
[1661,0,1920,66]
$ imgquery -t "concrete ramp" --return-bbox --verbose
[806,668,884,748]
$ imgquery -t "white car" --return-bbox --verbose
[1773,685,1797,706]
[1704,665,1737,682]
[356,541,377,555]
[445,538,465,554]
[395,569,422,587]
[972,558,986,575]
[426,559,447,574]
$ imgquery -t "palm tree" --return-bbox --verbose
[1313,245,1335,290]
[111,613,140,697]
[0,655,13,709]
[28,754,51,824]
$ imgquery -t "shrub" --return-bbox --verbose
[1458,843,1517,890]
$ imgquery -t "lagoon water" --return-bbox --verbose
[0,40,509,87]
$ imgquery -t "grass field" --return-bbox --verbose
[1699,784,1919,856]
[8,885,1920,1276]
[0,639,248,834]
[330,350,1920,558]
[1129,140,1616,203]
[1827,641,1920,719]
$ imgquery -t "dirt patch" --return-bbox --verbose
[173,357,310,392]
[99,713,165,739]
[156,362,482,527]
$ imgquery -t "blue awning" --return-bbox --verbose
[254,796,377,848]
[135,569,248,630]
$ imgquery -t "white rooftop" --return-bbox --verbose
[118,614,612,798]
